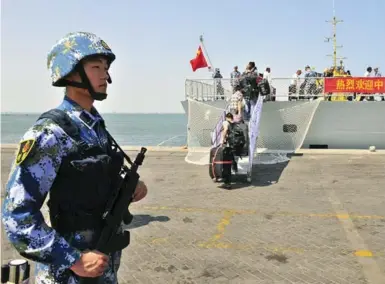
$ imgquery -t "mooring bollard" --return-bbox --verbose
[1,259,30,284]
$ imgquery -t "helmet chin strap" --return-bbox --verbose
[62,64,112,101]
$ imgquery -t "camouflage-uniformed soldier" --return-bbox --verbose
[1,32,148,283]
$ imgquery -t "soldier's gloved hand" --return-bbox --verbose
[70,250,109,278]
[132,180,147,202]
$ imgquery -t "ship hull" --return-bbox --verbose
[181,100,385,150]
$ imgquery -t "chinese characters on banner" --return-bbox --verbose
[324,77,385,93]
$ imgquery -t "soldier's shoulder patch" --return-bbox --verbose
[15,138,36,166]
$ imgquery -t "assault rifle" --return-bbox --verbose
[79,143,147,284]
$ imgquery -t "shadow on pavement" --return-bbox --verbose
[123,214,170,230]
[218,153,305,190]
[250,160,290,187]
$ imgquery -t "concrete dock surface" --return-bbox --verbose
[1,146,385,284]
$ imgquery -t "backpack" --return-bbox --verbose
[258,78,271,96]
[227,123,246,154]
[240,74,259,100]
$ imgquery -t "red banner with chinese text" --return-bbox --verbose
[324,77,385,93]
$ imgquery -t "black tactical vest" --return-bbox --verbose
[37,109,125,248]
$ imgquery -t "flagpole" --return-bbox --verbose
[199,35,214,72]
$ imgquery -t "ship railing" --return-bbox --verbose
[184,78,233,101]
[271,77,329,101]
[185,77,383,101]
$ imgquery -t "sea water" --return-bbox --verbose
[1,113,187,146]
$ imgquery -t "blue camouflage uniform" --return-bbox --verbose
[304,66,318,95]
[2,32,122,284]
[230,69,241,90]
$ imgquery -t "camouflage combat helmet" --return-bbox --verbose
[47,32,116,101]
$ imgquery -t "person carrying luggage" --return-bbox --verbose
[224,114,248,159]
[217,113,235,188]
[208,113,236,189]
[221,113,248,186]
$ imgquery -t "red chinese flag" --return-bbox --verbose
[190,46,208,72]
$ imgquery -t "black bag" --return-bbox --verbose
[235,122,249,156]
[258,78,271,96]
[227,123,246,155]
[209,146,233,180]
[240,74,259,100]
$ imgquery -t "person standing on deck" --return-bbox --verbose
[360,67,374,101]
[263,66,275,101]
[289,69,302,101]
[303,65,317,98]
[373,67,382,77]
[373,67,384,101]
[1,32,148,284]
[364,66,373,77]
[230,66,241,93]
[213,68,224,100]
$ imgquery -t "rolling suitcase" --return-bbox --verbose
[209,145,233,182]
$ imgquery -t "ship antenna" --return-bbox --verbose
[199,34,214,72]
[325,0,347,69]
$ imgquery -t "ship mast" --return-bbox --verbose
[324,0,347,69]
[199,35,214,72]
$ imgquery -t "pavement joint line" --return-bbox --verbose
[325,187,385,283]
[133,236,385,257]
[134,206,385,259]
[135,205,385,220]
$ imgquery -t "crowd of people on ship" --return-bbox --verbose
[208,63,383,102]
[316,65,383,101]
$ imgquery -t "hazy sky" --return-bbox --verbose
[1,0,384,113]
